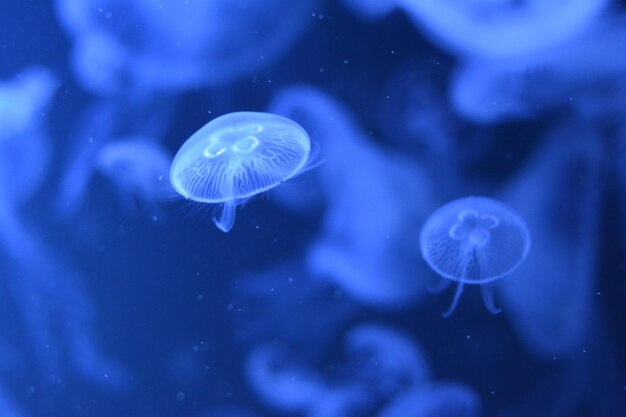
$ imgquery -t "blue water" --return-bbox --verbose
[1,1,625,416]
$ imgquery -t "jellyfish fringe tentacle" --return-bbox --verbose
[480,282,501,315]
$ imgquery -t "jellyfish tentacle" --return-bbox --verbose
[480,282,501,315]
[442,281,464,318]
[213,199,237,233]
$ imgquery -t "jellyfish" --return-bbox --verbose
[96,136,172,215]
[343,0,608,59]
[0,71,56,211]
[0,67,57,140]
[55,89,178,217]
[55,0,319,95]
[342,323,433,393]
[170,112,314,233]
[451,15,626,123]
[246,343,327,414]
[0,68,56,257]
[268,86,437,308]
[246,342,372,417]
[0,68,129,391]
[500,124,602,357]
[376,383,481,417]
[246,323,433,417]
[420,196,531,317]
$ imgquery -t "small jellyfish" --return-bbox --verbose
[170,112,313,232]
[96,136,172,214]
[420,196,530,317]
[246,344,326,413]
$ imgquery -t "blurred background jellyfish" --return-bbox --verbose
[0,67,129,400]
[343,0,609,59]
[344,323,431,396]
[95,136,172,216]
[376,383,481,417]
[451,15,626,124]
[420,196,530,317]
[269,86,437,308]
[170,112,313,232]
[246,323,431,417]
[54,91,177,217]
[500,124,603,358]
[0,67,57,140]
[55,0,319,95]
[246,343,328,415]
[0,68,57,259]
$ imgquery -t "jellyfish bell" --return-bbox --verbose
[95,136,172,211]
[395,0,609,59]
[246,343,326,413]
[420,196,531,317]
[56,0,319,94]
[170,112,313,232]
[344,323,431,394]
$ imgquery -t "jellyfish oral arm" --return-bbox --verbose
[213,199,236,233]
[480,282,501,315]
[442,281,464,318]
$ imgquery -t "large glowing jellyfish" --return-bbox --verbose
[170,112,313,232]
[55,0,319,94]
[343,0,608,59]
[420,196,531,317]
